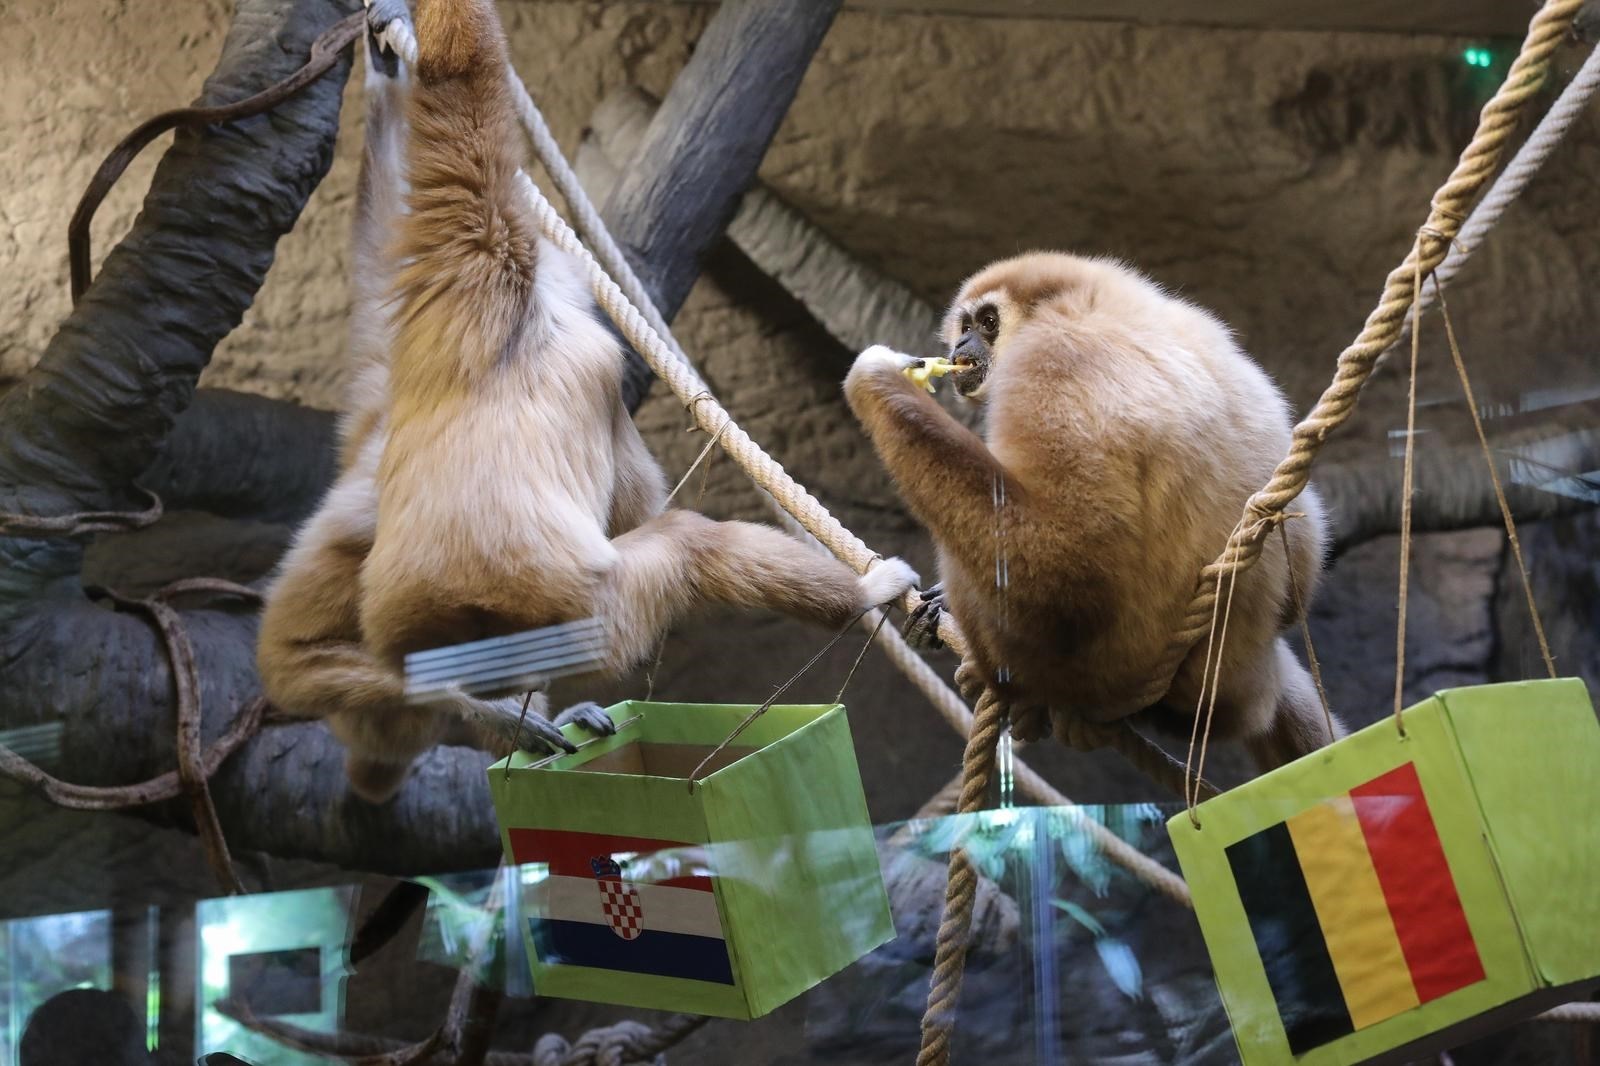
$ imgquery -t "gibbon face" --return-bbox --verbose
[942,252,1173,402]
[940,290,1008,400]
[944,255,1090,401]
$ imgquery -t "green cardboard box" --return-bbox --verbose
[1168,679,1600,1064]
[487,701,893,1019]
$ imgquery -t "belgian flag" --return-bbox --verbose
[1225,762,1487,1054]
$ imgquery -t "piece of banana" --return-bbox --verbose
[904,357,955,393]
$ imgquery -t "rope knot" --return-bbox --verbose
[534,1021,665,1066]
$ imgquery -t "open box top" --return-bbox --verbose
[495,701,840,781]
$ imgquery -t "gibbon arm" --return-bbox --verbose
[390,0,539,391]
[348,35,409,370]
[845,348,1021,557]
[592,510,904,670]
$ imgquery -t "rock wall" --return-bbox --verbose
[4,3,1598,1063]
[7,0,1598,796]
[7,0,1598,810]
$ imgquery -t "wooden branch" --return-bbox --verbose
[1319,400,1600,555]
[0,0,356,610]
[579,87,941,360]
[141,389,338,524]
[599,0,844,409]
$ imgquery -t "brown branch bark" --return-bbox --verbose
[0,0,854,878]
[0,0,357,611]
[141,389,338,524]
[602,0,845,408]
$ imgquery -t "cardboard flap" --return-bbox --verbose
[1435,678,1600,989]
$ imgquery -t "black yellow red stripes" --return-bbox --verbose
[1225,762,1485,1055]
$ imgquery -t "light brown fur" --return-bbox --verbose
[845,252,1341,771]
[256,19,575,804]
[355,0,916,731]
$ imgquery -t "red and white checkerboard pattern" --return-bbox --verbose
[591,855,644,941]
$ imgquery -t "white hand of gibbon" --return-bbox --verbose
[854,345,921,375]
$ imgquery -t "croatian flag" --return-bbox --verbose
[509,828,734,986]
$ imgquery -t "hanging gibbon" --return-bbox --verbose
[845,252,1341,771]
[256,4,619,804]
[320,0,916,790]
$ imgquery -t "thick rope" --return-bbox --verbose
[1380,40,1600,367]
[916,686,1007,1066]
[1143,0,1584,713]
[533,1014,708,1066]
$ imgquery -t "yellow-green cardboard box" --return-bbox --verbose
[487,701,894,1019]
[1168,679,1600,1065]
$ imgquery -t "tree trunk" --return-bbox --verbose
[0,0,847,875]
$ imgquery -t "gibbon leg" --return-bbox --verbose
[257,507,587,802]
[606,401,669,536]
[591,510,917,673]
[1244,640,1346,771]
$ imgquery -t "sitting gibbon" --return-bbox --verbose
[844,252,1342,771]
[320,0,914,787]
[257,7,615,804]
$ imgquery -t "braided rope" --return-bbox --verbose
[1141,0,1584,711]
[916,686,1007,1066]
[533,1015,708,1066]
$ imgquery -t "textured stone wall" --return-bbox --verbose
[5,6,1598,1064]
[5,0,1598,807]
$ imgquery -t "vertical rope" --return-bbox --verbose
[1435,286,1558,677]
[1281,521,1336,741]
[916,681,1007,1066]
[1394,259,1424,733]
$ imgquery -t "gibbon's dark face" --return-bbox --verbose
[947,301,1000,398]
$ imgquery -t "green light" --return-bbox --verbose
[1463,48,1492,68]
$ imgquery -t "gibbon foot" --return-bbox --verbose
[904,582,947,650]
[473,694,578,756]
[553,700,617,738]
[364,0,411,76]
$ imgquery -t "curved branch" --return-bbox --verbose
[580,87,941,361]
[600,0,844,409]
[0,598,504,873]
[1322,401,1600,555]
[0,0,357,609]
[142,389,338,523]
